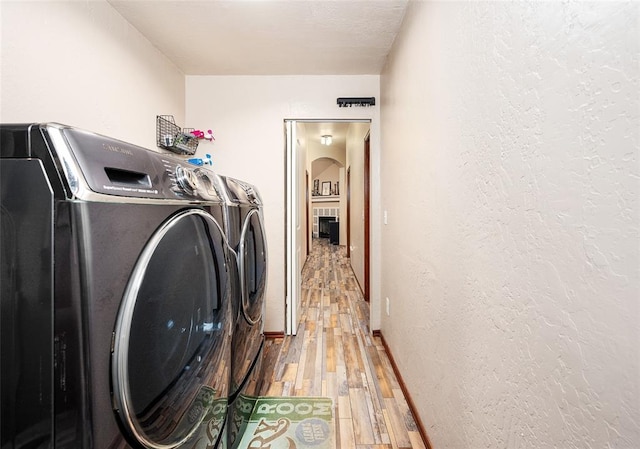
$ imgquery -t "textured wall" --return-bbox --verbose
[0,1,185,149]
[380,1,639,447]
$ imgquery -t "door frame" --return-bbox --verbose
[364,132,370,302]
[285,118,371,335]
[346,167,351,258]
[285,120,298,335]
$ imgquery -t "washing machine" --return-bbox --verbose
[0,123,232,449]
[217,176,268,448]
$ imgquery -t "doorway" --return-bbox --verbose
[285,119,371,335]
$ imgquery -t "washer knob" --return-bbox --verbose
[175,165,198,194]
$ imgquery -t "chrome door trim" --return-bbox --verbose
[238,208,267,325]
[111,208,225,449]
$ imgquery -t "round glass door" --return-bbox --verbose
[239,209,267,325]
[112,208,230,449]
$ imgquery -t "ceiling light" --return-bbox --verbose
[321,135,332,145]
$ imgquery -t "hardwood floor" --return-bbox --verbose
[260,238,426,449]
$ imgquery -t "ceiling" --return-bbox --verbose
[108,0,409,76]
[108,1,394,145]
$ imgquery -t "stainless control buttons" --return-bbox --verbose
[175,165,198,194]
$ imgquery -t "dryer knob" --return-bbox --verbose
[175,165,198,194]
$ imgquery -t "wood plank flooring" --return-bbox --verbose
[260,238,426,449]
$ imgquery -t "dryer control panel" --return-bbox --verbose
[38,124,224,203]
[219,175,262,206]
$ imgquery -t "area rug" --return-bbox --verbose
[236,396,334,449]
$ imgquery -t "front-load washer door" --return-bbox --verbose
[238,209,267,326]
[112,208,230,449]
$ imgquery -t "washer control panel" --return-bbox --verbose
[159,157,222,202]
[161,158,197,198]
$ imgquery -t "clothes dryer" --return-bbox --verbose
[1,124,232,449]
[217,176,268,448]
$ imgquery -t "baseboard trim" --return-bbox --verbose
[264,331,285,339]
[372,329,433,449]
[352,267,368,302]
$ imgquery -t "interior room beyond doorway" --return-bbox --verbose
[285,119,371,335]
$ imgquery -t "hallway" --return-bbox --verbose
[260,239,427,448]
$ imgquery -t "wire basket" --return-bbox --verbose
[156,115,199,155]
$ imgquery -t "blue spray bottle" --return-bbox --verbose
[187,154,212,166]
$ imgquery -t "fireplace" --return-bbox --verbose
[318,216,336,238]
[313,207,339,239]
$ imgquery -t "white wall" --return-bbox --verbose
[313,160,341,186]
[346,122,371,297]
[380,2,639,448]
[0,1,184,148]
[338,167,345,246]
[296,122,308,265]
[186,76,380,332]
[309,145,347,168]
[295,122,307,302]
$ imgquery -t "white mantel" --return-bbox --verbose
[311,195,340,203]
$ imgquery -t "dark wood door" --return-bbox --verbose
[346,167,351,258]
[364,133,370,302]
